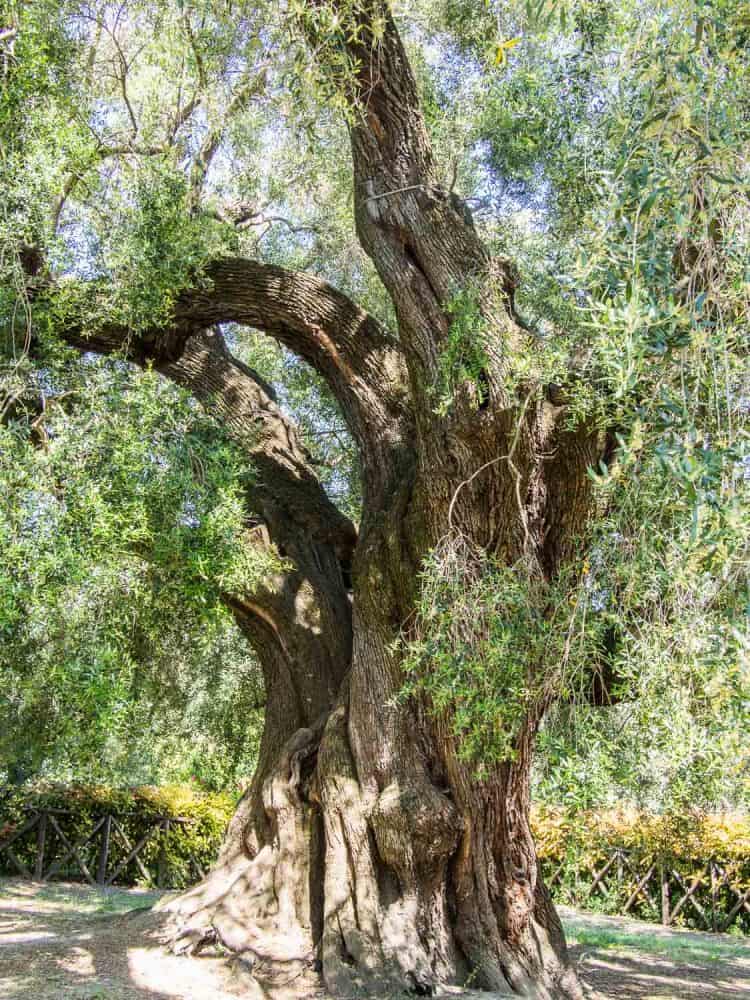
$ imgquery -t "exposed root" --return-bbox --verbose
[160,722,326,991]
[159,712,584,1000]
[170,924,217,957]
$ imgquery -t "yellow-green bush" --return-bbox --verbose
[532,806,750,931]
[533,805,750,864]
[0,782,236,888]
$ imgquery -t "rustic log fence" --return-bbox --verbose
[0,806,206,889]
[542,847,750,934]
[3,802,749,935]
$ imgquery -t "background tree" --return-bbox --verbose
[1,1,747,998]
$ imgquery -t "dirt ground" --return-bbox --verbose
[1,879,749,999]
[560,905,750,999]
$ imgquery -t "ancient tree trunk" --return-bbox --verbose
[55,4,611,996]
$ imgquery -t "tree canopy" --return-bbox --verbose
[1,0,749,995]
[3,0,746,804]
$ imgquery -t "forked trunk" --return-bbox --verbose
[164,450,589,998]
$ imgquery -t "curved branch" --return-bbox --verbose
[58,257,407,443]
[54,257,411,515]
[172,257,410,467]
[59,256,410,481]
[61,314,357,563]
[161,327,357,562]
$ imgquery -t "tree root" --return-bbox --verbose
[159,723,325,991]
[159,716,585,1000]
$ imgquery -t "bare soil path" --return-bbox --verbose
[1,879,749,999]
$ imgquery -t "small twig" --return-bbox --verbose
[365,184,424,202]
[448,158,458,194]
[447,455,508,530]
[245,215,319,237]
[51,144,167,231]
[187,65,268,210]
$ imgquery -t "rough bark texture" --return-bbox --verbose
[57,3,612,997]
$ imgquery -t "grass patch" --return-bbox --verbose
[1,879,162,915]
[562,917,750,964]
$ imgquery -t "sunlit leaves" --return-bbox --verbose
[0,357,268,786]
[493,35,521,66]
[403,0,749,804]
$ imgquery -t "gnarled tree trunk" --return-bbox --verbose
[52,3,612,996]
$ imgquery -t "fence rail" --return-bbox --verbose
[0,807,206,889]
[542,848,750,934]
[4,805,749,935]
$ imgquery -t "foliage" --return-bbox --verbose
[401,536,537,764]
[529,0,750,806]
[401,0,750,784]
[401,533,586,767]
[433,282,491,414]
[74,164,235,334]
[533,804,750,866]
[0,354,268,788]
[533,805,750,930]
[0,782,235,889]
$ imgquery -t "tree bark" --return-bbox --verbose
[50,4,614,996]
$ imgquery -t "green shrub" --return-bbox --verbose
[533,806,750,932]
[0,782,235,888]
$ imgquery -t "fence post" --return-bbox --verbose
[660,860,670,926]
[97,815,112,885]
[34,812,47,881]
[157,819,170,889]
[710,860,718,933]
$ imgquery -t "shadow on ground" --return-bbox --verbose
[563,906,750,999]
[2,880,750,999]
[0,879,246,999]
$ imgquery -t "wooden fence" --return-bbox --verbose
[3,806,749,935]
[0,807,206,889]
[542,848,750,934]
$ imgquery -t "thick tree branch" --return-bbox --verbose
[59,313,357,563]
[60,258,399,401]
[162,327,357,562]
[38,235,410,510]
[58,256,409,479]
[301,1,517,402]
[171,258,410,469]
